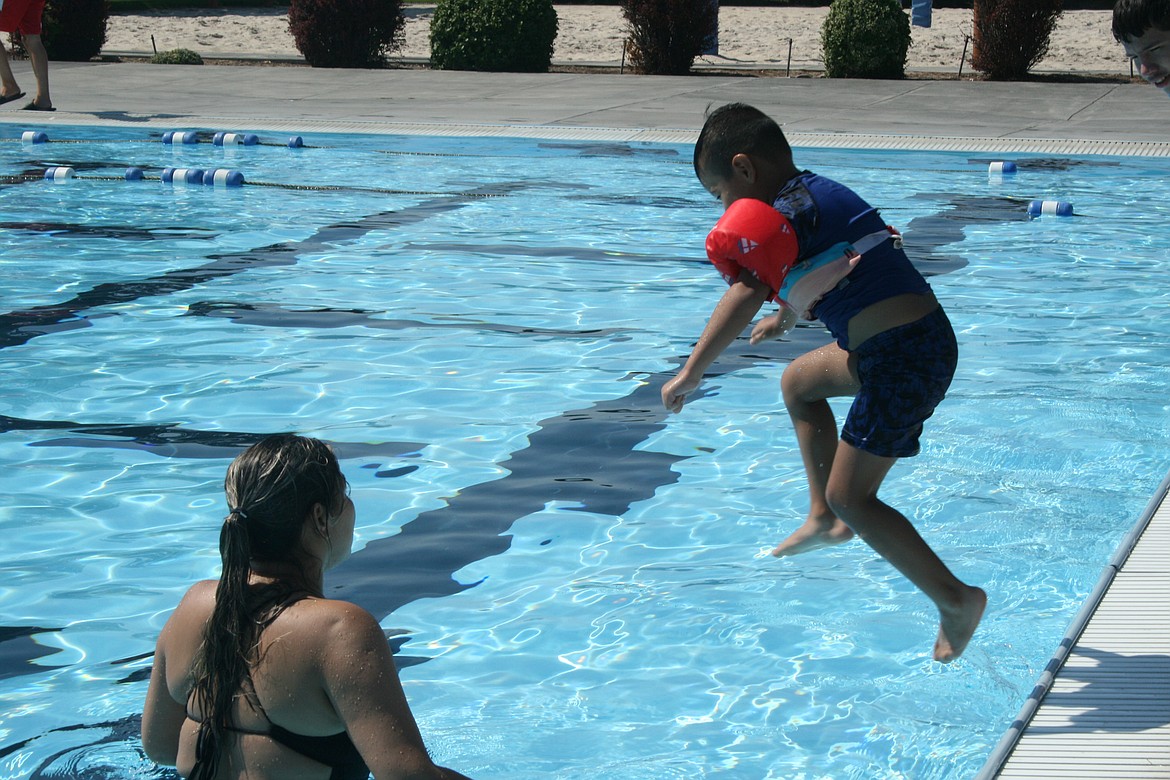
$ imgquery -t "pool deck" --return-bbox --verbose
[1,60,1170,153]
[2,60,1169,777]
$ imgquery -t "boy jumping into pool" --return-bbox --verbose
[1113,0,1170,97]
[661,103,986,662]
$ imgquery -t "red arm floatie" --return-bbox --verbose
[705,198,800,303]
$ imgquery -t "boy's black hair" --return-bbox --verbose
[693,103,793,181]
[1113,0,1170,41]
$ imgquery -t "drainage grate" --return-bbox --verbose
[8,115,1168,157]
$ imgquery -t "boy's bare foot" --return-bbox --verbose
[771,516,854,557]
[934,586,987,663]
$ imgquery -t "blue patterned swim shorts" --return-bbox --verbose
[840,307,957,458]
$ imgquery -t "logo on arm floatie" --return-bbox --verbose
[738,237,759,255]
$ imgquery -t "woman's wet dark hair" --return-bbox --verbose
[1113,0,1170,42]
[186,434,347,780]
[222,433,346,562]
[693,102,793,181]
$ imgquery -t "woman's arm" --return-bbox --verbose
[321,602,472,780]
[141,581,215,767]
[141,619,189,765]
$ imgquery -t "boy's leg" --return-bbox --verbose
[825,440,986,662]
[772,342,860,556]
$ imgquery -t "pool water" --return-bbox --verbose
[1,125,1167,779]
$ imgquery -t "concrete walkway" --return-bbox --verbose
[1,60,1169,151]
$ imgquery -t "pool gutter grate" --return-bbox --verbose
[7,114,1170,157]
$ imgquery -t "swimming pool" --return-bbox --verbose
[1,124,1168,779]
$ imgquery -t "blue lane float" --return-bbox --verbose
[40,165,246,188]
[162,130,200,145]
[213,131,260,146]
[162,167,207,184]
[1027,199,1074,217]
[203,168,246,186]
[43,166,75,181]
[175,130,305,148]
[13,130,313,149]
[988,161,1017,175]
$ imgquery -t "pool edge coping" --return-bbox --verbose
[3,114,1170,157]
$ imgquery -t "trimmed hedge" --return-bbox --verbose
[621,0,718,75]
[821,0,910,78]
[42,0,110,62]
[430,0,558,72]
[288,0,405,68]
[150,48,203,64]
[971,0,1064,79]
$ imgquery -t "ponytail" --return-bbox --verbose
[187,509,256,780]
[186,435,346,779]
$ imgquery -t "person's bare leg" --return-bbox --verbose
[22,34,50,108]
[0,45,22,99]
[771,343,860,556]
[826,441,986,662]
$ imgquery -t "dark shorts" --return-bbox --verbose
[0,0,44,35]
[841,307,957,458]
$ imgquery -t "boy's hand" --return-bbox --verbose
[749,306,797,344]
[664,275,770,414]
[662,372,700,413]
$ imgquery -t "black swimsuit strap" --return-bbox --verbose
[185,587,368,779]
[187,675,367,778]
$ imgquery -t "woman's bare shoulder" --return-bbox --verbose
[272,598,389,663]
[157,580,217,644]
[174,579,218,613]
[287,596,381,633]
[261,598,390,691]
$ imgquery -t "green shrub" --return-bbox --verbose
[150,48,203,64]
[820,0,911,79]
[972,0,1063,79]
[430,0,558,72]
[40,0,109,62]
[620,0,717,75]
[288,0,405,68]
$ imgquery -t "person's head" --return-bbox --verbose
[1113,0,1170,94]
[693,103,798,209]
[223,433,353,574]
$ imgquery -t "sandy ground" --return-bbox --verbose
[102,4,1132,75]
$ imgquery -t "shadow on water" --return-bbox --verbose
[0,416,426,462]
[0,221,217,240]
[0,197,475,349]
[184,300,629,339]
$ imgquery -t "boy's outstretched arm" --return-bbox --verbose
[662,271,771,413]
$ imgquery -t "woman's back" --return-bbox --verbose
[154,579,371,779]
[142,434,472,780]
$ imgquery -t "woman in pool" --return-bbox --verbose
[142,434,472,780]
